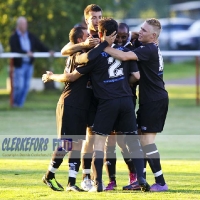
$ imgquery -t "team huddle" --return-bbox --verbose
[42,4,169,193]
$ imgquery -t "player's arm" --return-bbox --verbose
[104,47,138,61]
[42,70,82,83]
[75,41,109,64]
[61,37,100,56]
[103,31,138,61]
[129,71,140,84]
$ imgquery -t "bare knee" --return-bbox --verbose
[140,133,157,146]
[105,132,116,147]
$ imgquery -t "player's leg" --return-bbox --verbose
[116,134,137,187]
[81,126,96,191]
[136,109,148,179]
[66,140,84,192]
[140,133,168,192]
[139,98,168,192]
[104,132,117,191]
[66,106,88,192]
[43,103,67,191]
[81,97,97,191]
[89,134,107,192]
[117,97,150,192]
[89,99,118,192]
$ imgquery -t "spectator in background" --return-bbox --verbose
[9,16,54,108]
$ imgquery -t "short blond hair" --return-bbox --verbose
[146,18,161,38]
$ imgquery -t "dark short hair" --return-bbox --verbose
[118,23,129,33]
[69,26,87,44]
[98,18,118,36]
[84,4,102,18]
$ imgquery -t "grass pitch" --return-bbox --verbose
[0,160,200,200]
[0,88,200,200]
[0,59,200,199]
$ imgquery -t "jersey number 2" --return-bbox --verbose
[108,57,123,78]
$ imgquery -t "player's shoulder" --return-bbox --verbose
[135,43,158,54]
[143,43,158,50]
[125,43,135,51]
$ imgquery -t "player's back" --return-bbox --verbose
[78,45,138,100]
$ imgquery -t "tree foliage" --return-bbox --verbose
[0,0,172,76]
[0,0,136,76]
[0,0,137,52]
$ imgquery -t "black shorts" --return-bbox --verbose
[87,95,98,127]
[56,104,87,142]
[137,98,168,133]
[93,97,137,136]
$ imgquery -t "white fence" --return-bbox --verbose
[0,51,200,105]
[1,51,200,58]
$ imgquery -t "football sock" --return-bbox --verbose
[68,150,81,186]
[143,143,166,186]
[81,152,92,180]
[46,146,67,179]
[125,135,144,178]
[121,148,136,174]
[141,146,148,179]
[104,146,116,182]
[92,150,104,185]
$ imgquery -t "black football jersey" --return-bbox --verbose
[58,53,92,110]
[124,42,139,101]
[76,45,139,100]
[133,43,168,104]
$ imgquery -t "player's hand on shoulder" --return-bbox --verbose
[104,31,116,46]
[131,31,139,40]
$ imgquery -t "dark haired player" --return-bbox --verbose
[58,18,150,193]
[42,26,107,192]
[104,22,139,191]
[104,18,169,192]
[61,4,103,191]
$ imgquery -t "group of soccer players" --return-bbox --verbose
[42,3,169,193]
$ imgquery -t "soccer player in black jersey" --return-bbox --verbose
[59,18,150,193]
[104,22,139,191]
[104,18,169,192]
[41,26,92,192]
[61,4,103,191]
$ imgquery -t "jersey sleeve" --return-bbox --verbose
[133,45,150,61]
[75,41,109,64]
[129,60,139,73]
[76,61,96,75]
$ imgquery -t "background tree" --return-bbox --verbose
[1,0,175,76]
[0,0,137,75]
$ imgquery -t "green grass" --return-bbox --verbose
[0,89,200,199]
[0,60,200,199]
[164,60,196,80]
[0,160,200,200]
